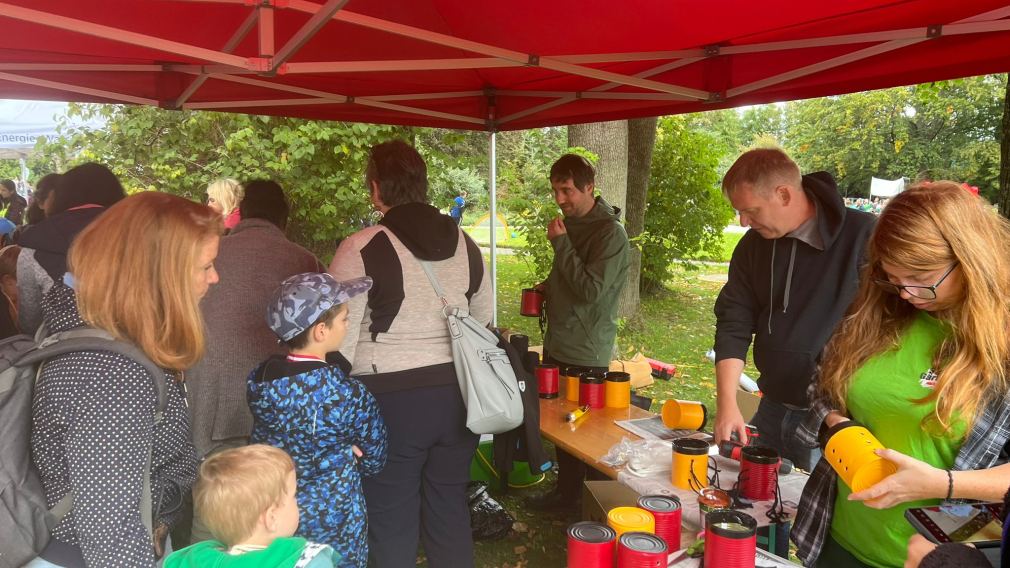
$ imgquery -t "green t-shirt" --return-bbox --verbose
[831,311,965,567]
[164,537,337,568]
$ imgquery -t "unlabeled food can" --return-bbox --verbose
[565,367,582,402]
[824,421,898,492]
[637,495,681,552]
[579,370,607,409]
[604,371,631,409]
[566,521,616,568]
[606,506,655,538]
[671,438,710,491]
[661,399,707,431]
[617,532,667,568]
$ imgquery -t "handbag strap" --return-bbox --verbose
[417,260,449,307]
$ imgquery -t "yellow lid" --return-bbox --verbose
[607,507,655,530]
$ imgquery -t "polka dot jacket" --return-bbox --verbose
[30,283,199,566]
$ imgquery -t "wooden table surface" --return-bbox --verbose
[539,395,655,478]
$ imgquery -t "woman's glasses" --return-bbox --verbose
[873,263,958,300]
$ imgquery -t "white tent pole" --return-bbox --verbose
[489,130,498,327]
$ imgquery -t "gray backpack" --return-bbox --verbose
[0,328,166,568]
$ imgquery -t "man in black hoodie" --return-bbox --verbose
[712,148,875,471]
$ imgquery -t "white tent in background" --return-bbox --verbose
[869,176,906,198]
[0,100,102,193]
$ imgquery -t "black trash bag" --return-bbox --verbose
[468,481,514,541]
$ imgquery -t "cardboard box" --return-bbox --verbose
[581,480,642,524]
[736,388,762,423]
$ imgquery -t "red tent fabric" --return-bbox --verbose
[1,0,1010,130]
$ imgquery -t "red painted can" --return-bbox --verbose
[579,371,606,409]
[617,532,666,568]
[704,510,757,568]
[567,521,616,568]
[536,364,560,399]
[637,495,681,552]
[739,446,780,501]
[520,288,545,317]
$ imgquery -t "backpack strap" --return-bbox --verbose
[24,327,167,536]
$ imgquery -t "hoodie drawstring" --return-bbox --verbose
[768,239,798,335]
[783,239,797,314]
[769,241,776,334]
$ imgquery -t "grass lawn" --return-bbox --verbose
[457,249,757,568]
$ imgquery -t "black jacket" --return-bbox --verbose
[492,334,551,491]
[713,172,876,407]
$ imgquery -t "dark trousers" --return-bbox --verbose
[363,384,479,568]
[749,398,821,472]
[545,357,609,502]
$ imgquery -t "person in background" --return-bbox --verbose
[791,182,1010,567]
[449,191,467,226]
[530,153,630,512]
[0,244,21,339]
[165,445,339,568]
[207,178,244,232]
[17,163,126,335]
[0,178,28,225]
[14,173,61,244]
[713,148,875,472]
[249,273,387,567]
[329,140,492,567]
[178,180,323,546]
[28,191,220,567]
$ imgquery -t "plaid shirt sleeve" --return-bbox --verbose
[791,384,1010,565]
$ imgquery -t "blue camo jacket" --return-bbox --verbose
[247,357,388,568]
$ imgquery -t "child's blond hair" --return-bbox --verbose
[193,444,295,546]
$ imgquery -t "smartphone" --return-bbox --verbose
[904,502,1004,548]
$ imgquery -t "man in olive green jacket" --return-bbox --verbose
[532,154,630,511]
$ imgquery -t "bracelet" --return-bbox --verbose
[945,469,954,500]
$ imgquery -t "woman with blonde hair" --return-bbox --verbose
[29,191,222,567]
[206,178,244,231]
[792,181,1010,567]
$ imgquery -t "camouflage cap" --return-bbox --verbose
[266,273,372,341]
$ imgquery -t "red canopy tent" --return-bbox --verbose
[1,0,1010,132]
[3,0,1010,321]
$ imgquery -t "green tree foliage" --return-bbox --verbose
[0,160,20,181]
[640,116,734,292]
[785,75,1006,200]
[32,104,405,257]
[740,104,785,148]
[495,127,568,284]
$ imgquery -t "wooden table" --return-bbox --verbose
[539,396,654,478]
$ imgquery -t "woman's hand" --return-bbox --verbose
[848,448,947,508]
[904,534,938,568]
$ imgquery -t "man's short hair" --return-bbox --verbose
[240,180,289,229]
[549,154,595,191]
[193,444,295,547]
[365,140,428,208]
[722,148,802,197]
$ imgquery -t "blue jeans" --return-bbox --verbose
[749,398,821,471]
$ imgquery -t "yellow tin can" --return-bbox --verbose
[824,422,898,492]
[661,399,707,431]
[607,506,655,538]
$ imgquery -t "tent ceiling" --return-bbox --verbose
[1,1,1010,131]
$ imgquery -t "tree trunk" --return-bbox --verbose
[624,117,658,316]
[999,74,1010,219]
[568,120,635,318]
